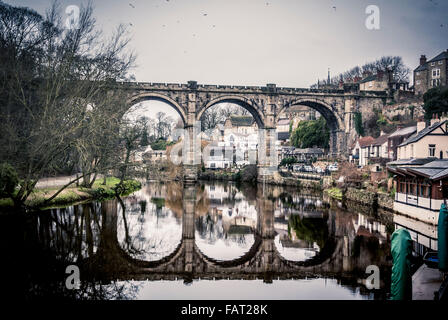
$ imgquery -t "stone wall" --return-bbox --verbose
[344,187,393,211]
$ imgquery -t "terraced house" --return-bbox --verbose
[414,49,448,95]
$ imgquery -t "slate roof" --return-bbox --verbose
[427,50,448,63]
[293,148,324,154]
[230,115,254,126]
[277,119,290,125]
[359,74,378,83]
[398,121,446,147]
[389,126,416,138]
[414,64,428,72]
[277,132,290,140]
[387,157,436,167]
[372,134,390,146]
[405,159,448,180]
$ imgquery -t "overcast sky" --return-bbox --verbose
[6,0,448,119]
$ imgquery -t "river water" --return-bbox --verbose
[5,181,433,300]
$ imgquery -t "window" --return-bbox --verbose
[416,80,421,85]
[432,79,441,87]
[430,62,435,66]
[429,144,436,157]
[441,150,444,159]
[438,60,443,65]
[416,72,420,76]
[432,68,440,78]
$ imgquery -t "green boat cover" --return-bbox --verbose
[438,203,448,272]
[390,228,413,300]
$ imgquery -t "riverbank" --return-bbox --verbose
[0,177,141,210]
[324,186,394,211]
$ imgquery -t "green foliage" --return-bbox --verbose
[280,157,297,166]
[150,139,168,150]
[288,215,329,249]
[113,180,142,196]
[140,129,149,146]
[0,163,18,198]
[423,86,448,120]
[326,187,342,200]
[376,113,387,126]
[390,187,396,199]
[408,105,415,119]
[354,112,365,136]
[290,118,329,148]
[236,165,257,183]
[151,197,165,209]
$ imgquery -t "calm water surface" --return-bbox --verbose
[7,181,401,300]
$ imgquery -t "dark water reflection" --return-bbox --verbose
[3,181,396,300]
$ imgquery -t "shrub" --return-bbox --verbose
[0,163,18,198]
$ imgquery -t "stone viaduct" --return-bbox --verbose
[117,81,389,180]
[78,187,374,284]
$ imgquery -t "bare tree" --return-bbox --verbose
[0,1,136,207]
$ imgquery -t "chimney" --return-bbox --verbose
[416,120,426,133]
[430,113,438,126]
[420,55,427,66]
[377,69,384,81]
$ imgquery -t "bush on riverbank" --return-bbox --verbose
[325,187,343,200]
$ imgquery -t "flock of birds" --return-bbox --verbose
[125,0,446,37]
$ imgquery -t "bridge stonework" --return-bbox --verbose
[121,81,389,181]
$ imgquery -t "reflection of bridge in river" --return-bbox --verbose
[77,185,388,284]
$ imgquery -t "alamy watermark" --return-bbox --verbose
[65,264,80,290]
[365,5,380,30]
[65,5,80,30]
[365,265,380,289]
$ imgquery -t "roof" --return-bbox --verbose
[357,136,375,148]
[414,64,427,72]
[387,157,436,167]
[372,134,390,146]
[389,126,416,138]
[398,120,446,147]
[359,74,378,83]
[277,132,290,140]
[427,50,448,63]
[277,119,290,125]
[230,115,254,127]
[293,148,324,154]
[394,159,448,180]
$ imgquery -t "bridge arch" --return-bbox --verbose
[196,95,265,128]
[127,92,187,126]
[277,98,345,155]
[277,98,343,131]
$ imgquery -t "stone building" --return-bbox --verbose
[414,50,448,96]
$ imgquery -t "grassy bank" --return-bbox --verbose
[324,187,343,201]
[0,177,141,209]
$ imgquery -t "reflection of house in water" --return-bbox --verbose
[352,213,388,245]
[273,194,329,261]
[393,214,438,255]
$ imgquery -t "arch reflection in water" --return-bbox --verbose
[274,191,330,262]
[117,183,183,261]
[195,183,258,261]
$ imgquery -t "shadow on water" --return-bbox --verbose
[1,181,395,300]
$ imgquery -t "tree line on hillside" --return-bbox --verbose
[0,1,143,208]
[310,56,410,88]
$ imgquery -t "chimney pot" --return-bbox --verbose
[420,55,427,66]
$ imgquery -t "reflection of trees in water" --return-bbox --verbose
[288,215,329,249]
